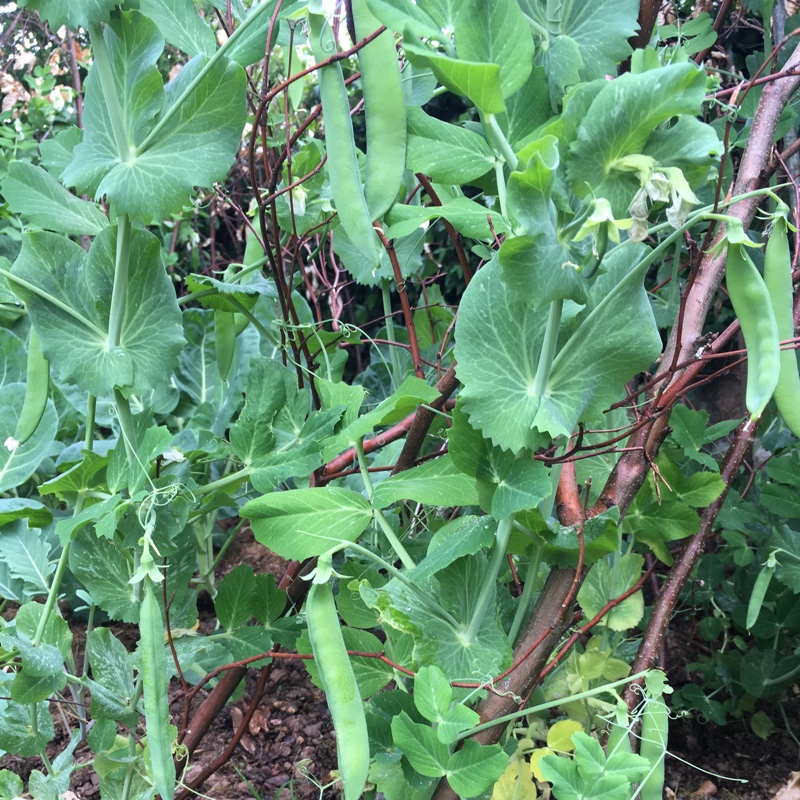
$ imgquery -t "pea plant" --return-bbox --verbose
[1,0,799,799]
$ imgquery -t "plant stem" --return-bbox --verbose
[508,538,543,645]
[355,439,416,570]
[481,113,518,171]
[382,278,402,390]
[108,215,131,349]
[136,0,275,155]
[533,299,563,399]
[113,390,139,467]
[464,515,515,643]
[85,394,97,449]
[193,466,251,497]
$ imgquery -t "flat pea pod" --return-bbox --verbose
[764,213,800,437]
[141,580,176,800]
[306,580,369,800]
[746,557,776,630]
[638,676,669,800]
[351,0,406,221]
[12,326,50,448]
[308,4,381,270]
[725,242,781,419]
[215,309,236,381]
[605,698,633,758]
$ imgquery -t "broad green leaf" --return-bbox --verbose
[39,126,83,179]
[0,498,52,528]
[0,329,25,389]
[0,695,55,757]
[372,454,479,508]
[540,512,620,568]
[63,11,246,223]
[0,384,58,493]
[216,625,274,661]
[224,0,280,67]
[1,162,108,236]
[771,525,800,592]
[243,487,373,560]
[497,66,550,150]
[506,135,560,237]
[11,228,184,397]
[18,0,118,29]
[70,529,137,622]
[0,519,54,598]
[406,107,496,184]
[391,712,449,777]
[55,495,124,546]
[446,740,508,798]
[0,770,24,799]
[491,458,551,519]
[568,63,709,213]
[184,272,278,312]
[625,497,698,563]
[577,553,645,631]
[10,668,65,705]
[139,0,216,56]
[39,450,111,502]
[385,195,508,240]
[411,516,495,582]
[86,628,137,724]
[413,665,452,721]
[404,38,505,115]
[366,0,440,38]
[215,564,256,630]
[455,0,533,99]
[521,0,638,96]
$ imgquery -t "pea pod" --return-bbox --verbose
[606,698,633,758]
[215,309,236,381]
[306,580,369,800]
[746,554,777,630]
[725,243,781,419]
[140,580,176,800]
[308,4,381,270]
[12,326,50,448]
[638,672,669,800]
[351,0,406,221]
[764,213,800,437]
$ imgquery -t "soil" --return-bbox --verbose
[2,527,799,799]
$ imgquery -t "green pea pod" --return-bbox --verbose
[606,698,633,758]
[638,677,669,800]
[352,0,406,221]
[141,580,176,800]
[215,309,236,381]
[308,5,381,270]
[746,562,775,630]
[725,243,781,419]
[764,214,800,437]
[306,581,369,800]
[13,326,50,447]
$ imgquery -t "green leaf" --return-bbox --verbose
[497,66,550,149]
[385,195,508,241]
[404,38,505,115]
[0,519,54,598]
[414,665,452,721]
[139,0,217,57]
[491,458,551,519]
[252,572,288,625]
[11,228,184,397]
[243,487,373,560]
[18,0,118,29]
[11,669,66,704]
[86,628,137,725]
[391,712,449,777]
[540,512,620,568]
[568,63,709,213]
[455,0,533,100]
[406,107,496,184]
[0,770,24,800]
[215,564,256,630]
[577,553,645,631]
[0,695,55,756]
[184,272,278,312]
[1,162,109,236]
[455,248,660,453]
[446,740,508,798]
[0,498,52,529]
[63,11,246,223]
[411,516,496,582]
[0,384,58,493]
[372,455,479,508]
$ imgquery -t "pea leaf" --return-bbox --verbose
[139,0,217,57]
[11,228,184,397]
[372,455,479,508]
[18,0,118,29]
[578,553,645,631]
[1,162,108,236]
[62,11,246,224]
[242,487,373,560]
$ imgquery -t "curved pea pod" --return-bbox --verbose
[351,0,406,221]
[638,675,669,800]
[215,310,236,381]
[725,243,781,419]
[606,698,633,758]
[308,6,381,271]
[306,580,370,800]
[764,214,800,437]
[746,556,776,631]
[12,326,50,448]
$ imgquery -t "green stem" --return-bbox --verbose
[193,466,251,497]
[114,390,139,464]
[85,395,97,449]
[88,23,131,162]
[495,160,509,220]
[533,299,563,398]
[508,538,543,645]
[481,113,518,171]
[0,267,106,337]
[345,541,461,630]
[108,215,132,348]
[457,669,651,740]
[464,515,515,643]
[136,0,275,155]
[225,295,281,347]
[31,704,54,775]
[382,278,402,390]
[355,439,416,570]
